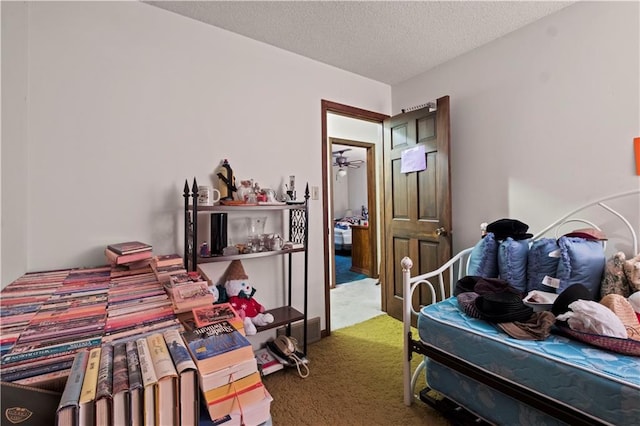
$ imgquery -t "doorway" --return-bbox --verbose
[330,140,372,285]
[321,100,388,335]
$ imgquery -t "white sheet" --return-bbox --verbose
[334,224,352,250]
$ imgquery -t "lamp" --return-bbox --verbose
[336,169,347,179]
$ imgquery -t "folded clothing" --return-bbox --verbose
[497,311,555,340]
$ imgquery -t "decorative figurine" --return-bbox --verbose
[216,159,237,201]
[223,260,274,335]
[237,180,253,203]
[199,242,210,257]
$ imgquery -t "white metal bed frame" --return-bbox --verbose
[402,189,639,425]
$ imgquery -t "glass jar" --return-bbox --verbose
[246,217,267,252]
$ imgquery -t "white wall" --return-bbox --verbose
[393,1,640,255]
[0,2,392,334]
[1,2,29,286]
[346,147,368,216]
[331,165,368,219]
[332,168,349,218]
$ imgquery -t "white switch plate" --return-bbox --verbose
[311,186,319,200]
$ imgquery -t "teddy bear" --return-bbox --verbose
[223,260,274,335]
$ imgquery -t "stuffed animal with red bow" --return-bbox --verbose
[224,260,274,335]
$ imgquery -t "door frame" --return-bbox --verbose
[320,100,388,336]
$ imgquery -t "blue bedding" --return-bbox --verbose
[418,297,640,425]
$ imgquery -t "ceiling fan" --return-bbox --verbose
[332,149,364,169]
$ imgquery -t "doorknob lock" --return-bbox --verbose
[435,227,447,237]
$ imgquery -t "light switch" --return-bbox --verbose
[311,186,319,200]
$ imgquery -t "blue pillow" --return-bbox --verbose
[556,236,606,299]
[467,233,499,278]
[527,238,560,293]
[498,237,529,293]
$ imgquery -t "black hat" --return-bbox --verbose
[474,277,521,296]
[551,283,592,317]
[486,219,533,241]
[474,292,534,323]
[456,292,482,318]
[454,275,482,296]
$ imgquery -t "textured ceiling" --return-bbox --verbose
[145,1,574,85]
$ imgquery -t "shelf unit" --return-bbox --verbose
[183,180,310,354]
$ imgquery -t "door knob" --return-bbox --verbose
[435,227,448,237]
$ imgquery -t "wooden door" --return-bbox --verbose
[382,96,452,321]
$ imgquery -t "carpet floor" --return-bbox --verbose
[263,314,450,425]
[335,253,367,285]
[330,278,383,330]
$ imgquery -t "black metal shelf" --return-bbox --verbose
[183,179,310,355]
[188,203,306,213]
[256,306,305,333]
[196,247,305,263]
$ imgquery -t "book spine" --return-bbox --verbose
[95,344,113,400]
[162,328,197,374]
[9,333,104,355]
[106,300,172,317]
[135,337,157,426]
[1,358,74,382]
[146,333,177,380]
[78,347,102,404]
[17,323,105,343]
[111,342,129,395]
[1,337,102,364]
[57,349,89,410]
[125,340,142,391]
[125,340,143,426]
[135,338,157,387]
[203,372,263,403]
[102,319,182,345]
[1,352,76,375]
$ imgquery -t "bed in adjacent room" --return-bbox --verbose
[402,190,640,425]
[334,221,352,252]
[334,216,363,252]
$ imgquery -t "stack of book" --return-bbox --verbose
[182,319,272,425]
[110,262,153,279]
[0,266,183,393]
[0,269,68,356]
[164,271,215,314]
[55,328,200,426]
[104,241,153,270]
[103,272,181,345]
[150,253,187,284]
[1,267,111,390]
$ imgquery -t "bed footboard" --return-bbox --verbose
[401,250,472,406]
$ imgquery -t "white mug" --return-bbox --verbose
[198,186,221,205]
